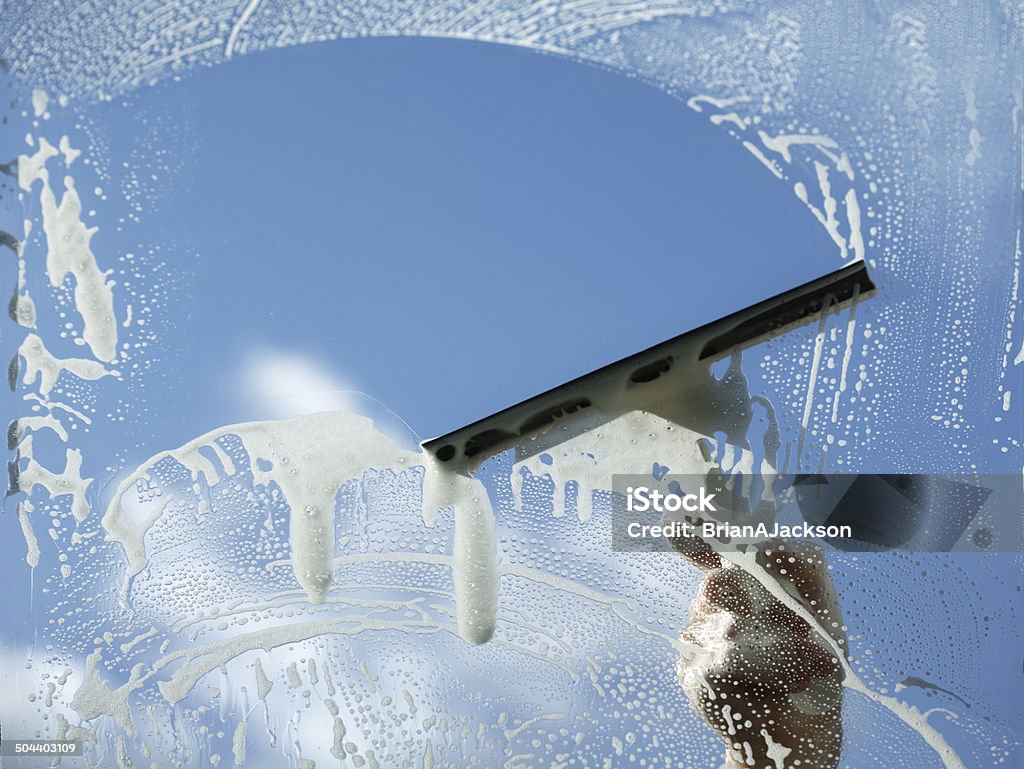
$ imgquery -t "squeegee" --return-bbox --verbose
[422,261,875,466]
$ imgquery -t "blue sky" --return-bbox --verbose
[97,36,840,443]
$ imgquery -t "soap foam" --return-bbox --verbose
[103,411,500,644]
[18,131,119,363]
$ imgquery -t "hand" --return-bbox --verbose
[674,538,845,769]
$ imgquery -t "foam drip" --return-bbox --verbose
[103,411,500,644]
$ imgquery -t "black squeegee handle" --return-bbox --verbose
[423,261,875,463]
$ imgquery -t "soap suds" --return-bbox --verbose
[16,443,93,522]
[17,500,40,568]
[104,411,500,643]
[16,333,115,396]
[19,136,119,362]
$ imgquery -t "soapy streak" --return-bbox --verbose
[104,412,500,644]
[97,549,680,713]
[17,442,93,522]
[13,414,70,443]
[687,106,866,259]
[758,130,839,164]
[504,713,565,741]
[225,0,264,57]
[257,553,687,652]
[171,591,445,634]
[831,286,860,423]
[19,136,119,362]
[426,602,584,683]
[72,615,454,721]
[794,162,848,259]
[17,500,40,568]
[745,129,865,261]
[1014,231,1024,366]
[796,296,831,465]
[166,585,585,684]
[502,564,698,656]
[17,333,115,396]
[686,94,752,113]
[742,141,785,179]
[23,392,93,424]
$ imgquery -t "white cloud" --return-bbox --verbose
[237,347,421,449]
[239,347,361,419]
[0,646,82,740]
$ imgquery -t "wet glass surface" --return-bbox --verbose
[1,4,1021,768]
